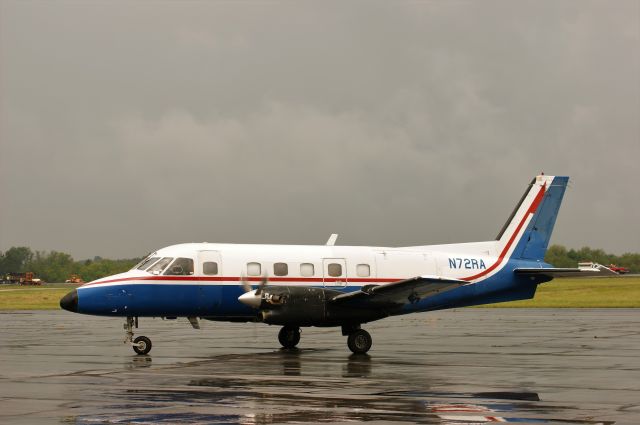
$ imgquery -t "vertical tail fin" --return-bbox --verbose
[496,175,569,262]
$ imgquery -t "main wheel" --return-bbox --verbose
[347,329,372,354]
[133,336,152,355]
[278,326,301,349]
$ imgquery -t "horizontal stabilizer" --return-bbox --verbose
[331,275,467,307]
[514,263,619,278]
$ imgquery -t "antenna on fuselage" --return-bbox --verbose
[326,234,338,246]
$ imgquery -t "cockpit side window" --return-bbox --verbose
[164,258,194,276]
[136,257,160,270]
[147,257,173,274]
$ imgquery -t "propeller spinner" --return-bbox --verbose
[238,274,268,308]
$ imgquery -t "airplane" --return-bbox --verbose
[59,175,616,355]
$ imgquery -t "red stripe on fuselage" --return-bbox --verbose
[81,276,400,287]
[461,182,546,282]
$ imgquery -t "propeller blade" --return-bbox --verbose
[255,274,268,296]
[240,274,252,293]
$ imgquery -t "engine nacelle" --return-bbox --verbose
[259,286,328,326]
[256,286,390,326]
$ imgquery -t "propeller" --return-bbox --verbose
[239,273,268,294]
[238,273,269,308]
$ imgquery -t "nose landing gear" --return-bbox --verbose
[132,336,152,355]
[124,316,152,355]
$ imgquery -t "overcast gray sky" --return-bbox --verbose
[1,0,638,259]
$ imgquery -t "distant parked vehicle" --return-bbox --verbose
[22,272,43,285]
[607,264,630,274]
[65,274,85,284]
[3,272,44,285]
[579,262,628,275]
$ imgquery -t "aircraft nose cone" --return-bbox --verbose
[238,290,261,308]
[60,289,78,312]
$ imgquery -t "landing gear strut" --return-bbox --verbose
[278,325,301,349]
[124,317,152,355]
[346,329,372,354]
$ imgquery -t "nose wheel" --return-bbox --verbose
[133,336,152,355]
[124,317,152,355]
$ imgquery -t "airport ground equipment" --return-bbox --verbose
[3,272,42,285]
[65,274,85,283]
[607,264,629,274]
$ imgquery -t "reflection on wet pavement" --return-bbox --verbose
[0,309,637,424]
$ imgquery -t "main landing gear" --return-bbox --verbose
[124,316,152,355]
[278,325,301,349]
[347,329,372,354]
[343,325,372,355]
[276,325,373,354]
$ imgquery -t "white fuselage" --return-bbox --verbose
[86,240,500,290]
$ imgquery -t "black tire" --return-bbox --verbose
[278,326,301,349]
[347,329,372,354]
[133,336,152,355]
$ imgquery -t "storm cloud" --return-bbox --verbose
[1,1,638,258]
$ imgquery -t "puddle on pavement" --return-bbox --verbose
[61,351,615,425]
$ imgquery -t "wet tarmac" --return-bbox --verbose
[0,309,638,425]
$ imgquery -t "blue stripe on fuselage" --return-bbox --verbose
[78,284,245,317]
[77,283,353,317]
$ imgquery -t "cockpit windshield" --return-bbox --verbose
[164,258,194,276]
[131,253,156,270]
[147,257,173,274]
[136,257,160,270]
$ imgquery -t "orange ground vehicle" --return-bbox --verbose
[20,272,42,285]
[65,274,85,284]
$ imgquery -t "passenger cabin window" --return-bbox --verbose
[300,263,314,277]
[273,262,288,276]
[357,264,371,277]
[328,263,342,277]
[164,258,194,275]
[137,257,160,270]
[203,262,218,275]
[247,262,261,276]
[147,257,173,274]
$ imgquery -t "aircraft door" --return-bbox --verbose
[197,250,223,313]
[323,258,347,288]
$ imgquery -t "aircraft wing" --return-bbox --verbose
[330,275,467,307]
[514,263,619,278]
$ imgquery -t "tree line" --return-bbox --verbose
[544,245,639,271]
[0,247,140,283]
[0,244,638,283]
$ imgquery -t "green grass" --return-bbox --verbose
[0,284,80,310]
[480,276,640,308]
[0,277,638,310]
